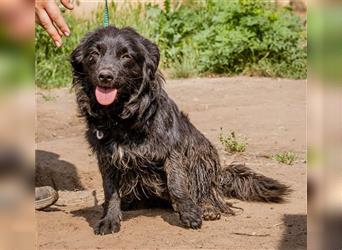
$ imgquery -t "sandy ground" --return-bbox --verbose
[36,77,306,249]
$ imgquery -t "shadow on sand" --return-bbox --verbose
[71,198,181,231]
[278,214,307,250]
[35,149,85,191]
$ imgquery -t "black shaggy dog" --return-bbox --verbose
[71,26,290,235]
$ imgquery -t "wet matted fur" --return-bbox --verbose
[70,26,290,235]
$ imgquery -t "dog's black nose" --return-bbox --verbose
[98,70,114,83]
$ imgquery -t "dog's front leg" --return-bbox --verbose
[165,154,202,229]
[94,160,122,235]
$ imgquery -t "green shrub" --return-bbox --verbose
[144,0,306,78]
[35,0,307,88]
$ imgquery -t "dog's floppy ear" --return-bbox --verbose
[141,39,160,81]
[70,30,97,76]
[70,41,85,75]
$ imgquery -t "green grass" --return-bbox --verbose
[219,129,247,153]
[36,0,307,88]
[273,151,296,165]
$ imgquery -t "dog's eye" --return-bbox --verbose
[120,54,131,60]
[88,52,99,63]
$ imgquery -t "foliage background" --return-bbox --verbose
[35,0,307,88]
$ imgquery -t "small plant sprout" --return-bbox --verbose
[273,151,297,165]
[42,94,56,102]
[219,129,247,153]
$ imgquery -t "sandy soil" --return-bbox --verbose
[36,77,307,249]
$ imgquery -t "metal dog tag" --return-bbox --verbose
[96,130,104,140]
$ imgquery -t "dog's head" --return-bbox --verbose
[70,26,161,109]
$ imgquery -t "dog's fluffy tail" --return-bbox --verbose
[220,163,290,203]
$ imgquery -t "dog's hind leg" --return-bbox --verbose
[186,150,235,218]
[165,153,203,229]
[201,203,221,220]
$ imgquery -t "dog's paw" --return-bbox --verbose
[202,206,221,221]
[179,206,202,229]
[94,215,121,235]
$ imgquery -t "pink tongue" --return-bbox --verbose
[95,86,118,106]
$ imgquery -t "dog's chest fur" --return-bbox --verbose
[88,127,168,199]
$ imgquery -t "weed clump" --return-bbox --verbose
[273,151,296,165]
[219,129,247,153]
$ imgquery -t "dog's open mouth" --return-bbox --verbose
[95,86,118,106]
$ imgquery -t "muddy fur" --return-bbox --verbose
[70,26,290,235]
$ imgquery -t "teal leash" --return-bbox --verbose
[103,0,109,27]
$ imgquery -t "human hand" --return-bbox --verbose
[35,0,74,47]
